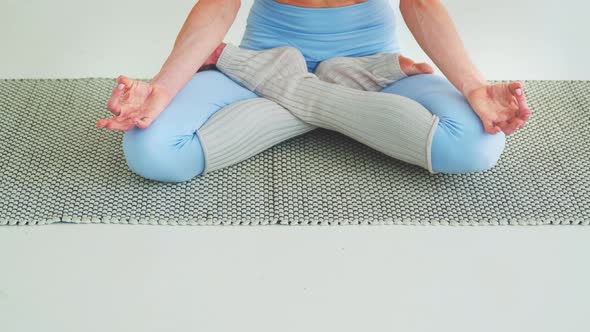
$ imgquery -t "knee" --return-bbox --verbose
[119,70,254,183]
[431,111,506,174]
[386,75,506,174]
[122,126,205,183]
[274,46,308,74]
[460,133,506,173]
[314,57,345,81]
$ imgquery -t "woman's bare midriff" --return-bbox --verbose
[274,0,368,8]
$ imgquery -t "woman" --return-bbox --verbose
[96,0,531,183]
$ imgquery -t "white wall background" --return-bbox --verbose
[0,0,589,80]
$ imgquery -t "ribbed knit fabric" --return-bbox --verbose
[199,52,408,174]
[314,53,408,91]
[216,44,440,173]
[199,98,315,173]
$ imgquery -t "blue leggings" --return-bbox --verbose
[122,70,505,182]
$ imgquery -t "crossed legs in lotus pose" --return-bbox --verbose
[120,44,516,182]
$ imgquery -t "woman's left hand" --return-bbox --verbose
[466,81,532,136]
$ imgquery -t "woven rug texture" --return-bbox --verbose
[0,78,588,226]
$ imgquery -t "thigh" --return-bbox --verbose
[380,74,506,173]
[146,70,257,133]
[122,70,257,182]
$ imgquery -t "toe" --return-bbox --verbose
[398,55,413,75]
[417,63,434,74]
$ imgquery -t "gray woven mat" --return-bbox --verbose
[0,78,588,226]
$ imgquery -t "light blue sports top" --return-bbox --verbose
[240,0,401,72]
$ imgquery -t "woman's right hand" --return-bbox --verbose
[96,75,172,131]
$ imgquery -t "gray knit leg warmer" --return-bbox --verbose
[216,44,440,173]
[198,97,315,174]
[314,53,408,91]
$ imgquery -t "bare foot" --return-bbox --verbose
[466,81,532,136]
[198,43,227,71]
[399,55,435,76]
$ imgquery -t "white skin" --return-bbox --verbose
[97,0,531,137]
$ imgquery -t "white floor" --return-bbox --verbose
[1,225,590,332]
[1,1,590,331]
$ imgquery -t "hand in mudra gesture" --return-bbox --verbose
[466,81,532,136]
[96,75,172,131]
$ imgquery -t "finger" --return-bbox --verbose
[96,118,110,128]
[518,106,532,122]
[500,117,526,135]
[96,116,129,128]
[114,76,138,116]
[509,95,519,110]
[498,118,520,136]
[503,128,516,136]
[106,82,127,115]
[482,119,502,135]
[515,118,526,130]
[119,99,149,121]
[96,116,133,129]
[118,104,139,119]
[96,117,113,129]
[107,75,133,109]
[509,81,532,114]
[508,81,523,96]
[117,75,134,89]
[134,117,153,129]
[495,110,517,123]
[97,116,135,131]
[495,121,512,136]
